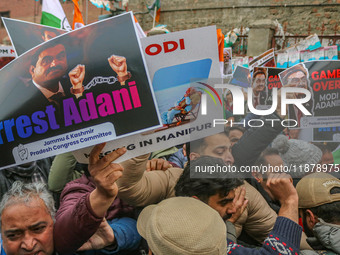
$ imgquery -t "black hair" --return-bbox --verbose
[255,147,280,166]
[175,156,243,203]
[303,187,340,224]
[312,142,333,154]
[224,126,245,137]
[185,132,229,162]
[31,41,66,66]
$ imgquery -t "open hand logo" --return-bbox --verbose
[18,144,28,161]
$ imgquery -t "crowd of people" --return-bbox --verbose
[0,23,339,255]
[0,101,339,255]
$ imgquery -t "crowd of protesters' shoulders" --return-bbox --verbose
[0,108,340,255]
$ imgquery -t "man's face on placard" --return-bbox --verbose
[287,70,308,98]
[30,44,68,90]
[42,31,58,42]
[1,198,54,255]
[252,73,266,94]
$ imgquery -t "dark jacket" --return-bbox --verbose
[0,158,52,201]
[54,174,135,254]
[227,217,302,254]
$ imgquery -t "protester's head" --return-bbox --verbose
[253,148,284,199]
[251,69,266,95]
[0,181,55,255]
[29,42,68,91]
[224,89,232,104]
[288,128,301,139]
[296,173,340,237]
[272,135,322,177]
[175,156,243,220]
[313,142,335,166]
[224,126,245,146]
[188,133,234,165]
[137,197,227,255]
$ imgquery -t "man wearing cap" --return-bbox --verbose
[117,127,282,245]
[137,169,302,255]
[297,173,340,254]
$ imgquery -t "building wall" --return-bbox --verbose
[132,0,340,35]
[1,0,340,44]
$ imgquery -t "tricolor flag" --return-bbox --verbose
[134,16,146,38]
[41,0,71,31]
[216,29,225,77]
[72,0,85,30]
[89,0,111,11]
[147,0,161,23]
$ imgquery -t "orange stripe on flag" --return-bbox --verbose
[72,0,85,30]
[216,29,225,62]
[155,8,161,23]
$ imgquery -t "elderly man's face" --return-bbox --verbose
[287,71,307,89]
[1,198,54,255]
[252,74,266,93]
[287,71,308,98]
[30,44,67,90]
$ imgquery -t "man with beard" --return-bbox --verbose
[297,173,340,254]
[281,64,314,127]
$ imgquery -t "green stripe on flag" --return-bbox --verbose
[41,11,62,28]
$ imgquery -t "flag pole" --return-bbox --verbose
[152,5,157,28]
[86,0,88,25]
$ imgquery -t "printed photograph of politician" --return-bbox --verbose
[280,63,314,127]
[0,13,160,168]
[3,17,66,56]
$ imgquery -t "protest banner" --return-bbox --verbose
[250,67,285,109]
[72,26,223,164]
[3,18,66,57]
[229,66,250,88]
[313,127,340,142]
[0,45,15,69]
[279,61,340,129]
[295,126,340,142]
[248,48,276,71]
[0,12,161,169]
[4,20,223,163]
[223,47,232,75]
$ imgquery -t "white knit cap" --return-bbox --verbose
[272,135,322,177]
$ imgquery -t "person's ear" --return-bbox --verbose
[189,152,200,161]
[305,209,318,229]
[29,65,35,77]
[252,171,263,183]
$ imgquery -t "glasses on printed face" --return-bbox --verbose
[287,77,308,88]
